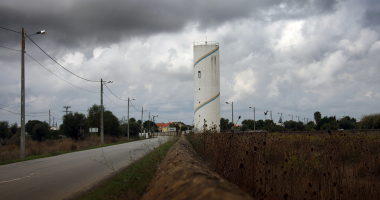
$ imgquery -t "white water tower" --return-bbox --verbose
[193,41,220,132]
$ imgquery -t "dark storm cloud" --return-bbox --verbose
[1,0,338,48]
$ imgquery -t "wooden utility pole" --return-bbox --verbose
[100,79,104,144]
[20,28,25,159]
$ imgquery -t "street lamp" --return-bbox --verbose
[249,107,255,130]
[20,28,45,159]
[127,98,136,139]
[152,115,158,137]
[100,80,112,144]
[141,107,148,135]
[288,114,293,121]
[226,102,234,125]
[278,112,282,124]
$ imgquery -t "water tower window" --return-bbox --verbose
[198,71,201,78]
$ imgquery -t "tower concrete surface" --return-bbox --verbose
[193,41,220,132]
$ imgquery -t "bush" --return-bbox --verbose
[360,113,380,129]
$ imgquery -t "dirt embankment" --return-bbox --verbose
[141,136,253,200]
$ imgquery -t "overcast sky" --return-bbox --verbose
[1,0,379,127]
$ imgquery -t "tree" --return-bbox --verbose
[60,112,87,140]
[143,120,157,132]
[129,117,136,123]
[305,121,316,130]
[10,122,18,136]
[240,125,248,132]
[359,113,380,129]
[284,120,304,131]
[255,120,265,130]
[87,104,121,137]
[26,120,44,135]
[242,119,258,130]
[103,110,121,137]
[314,111,322,124]
[0,121,11,140]
[220,118,233,131]
[31,122,49,142]
[87,104,102,129]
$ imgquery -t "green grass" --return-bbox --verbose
[0,137,147,166]
[79,137,179,200]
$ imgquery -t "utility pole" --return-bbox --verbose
[20,28,25,159]
[63,106,71,115]
[49,110,51,127]
[249,106,256,130]
[270,111,272,121]
[148,112,150,133]
[254,107,255,130]
[127,98,130,139]
[141,107,143,134]
[100,79,104,144]
[232,102,234,126]
[53,117,54,128]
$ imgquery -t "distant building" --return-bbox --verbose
[193,41,220,132]
[156,122,179,132]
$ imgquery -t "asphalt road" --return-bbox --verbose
[0,136,171,200]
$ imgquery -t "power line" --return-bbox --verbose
[0,107,49,117]
[104,84,129,101]
[0,26,21,34]
[25,34,100,82]
[0,45,21,52]
[25,53,99,93]
[104,93,127,107]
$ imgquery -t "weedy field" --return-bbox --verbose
[186,130,380,199]
[0,135,137,164]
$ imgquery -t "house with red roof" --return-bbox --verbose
[156,122,179,132]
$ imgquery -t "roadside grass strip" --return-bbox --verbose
[79,137,179,200]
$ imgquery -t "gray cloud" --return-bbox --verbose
[1,0,379,127]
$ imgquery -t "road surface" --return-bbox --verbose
[0,136,170,200]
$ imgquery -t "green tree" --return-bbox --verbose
[31,122,49,142]
[104,110,121,137]
[26,120,44,135]
[314,111,322,124]
[60,112,87,140]
[339,116,357,129]
[87,104,102,129]
[0,121,10,140]
[129,117,136,123]
[316,116,337,130]
[10,122,18,136]
[220,118,233,131]
[242,119,255,130]
[143,120,157,132]
[284,120,304,131]
[240,125,248,132]
[305,121,316,130]
[359,113,380,129]
[87,104,120,137]
[255,120,265,130]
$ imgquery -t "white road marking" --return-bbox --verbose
[0,173,40,184]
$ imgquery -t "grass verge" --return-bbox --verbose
[0,137,146,166]
[79,136,179,200]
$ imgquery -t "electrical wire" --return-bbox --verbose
[0,27,21,34]
[104,93,127,107]
[103,84,129,101]
[0,45,21,52]
[0,107,49,117]
[25,35,100,82]
[25,53,99,93]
